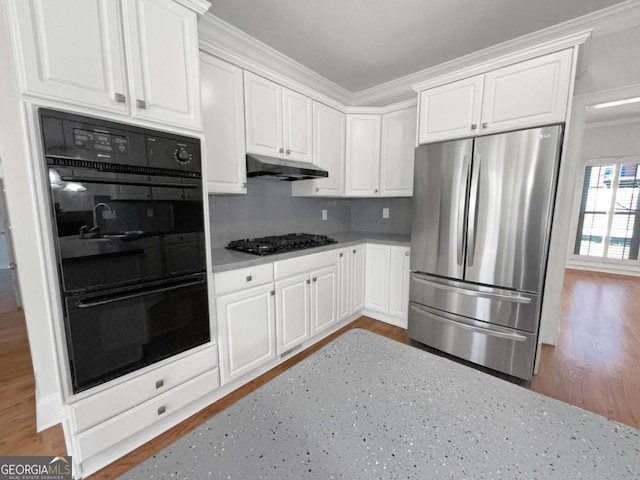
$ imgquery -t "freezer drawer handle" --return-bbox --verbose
[410,305,527,342]
[412,276,531,304]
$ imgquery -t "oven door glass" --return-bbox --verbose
[64,274,210,392]
[49,167,205,292]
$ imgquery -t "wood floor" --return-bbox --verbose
[0,268,638,478]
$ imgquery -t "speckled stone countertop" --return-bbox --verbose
[211,231,410,273]
[120,330,640,480]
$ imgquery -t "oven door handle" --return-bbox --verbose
[75,279,204,308]
[60,175,198,189]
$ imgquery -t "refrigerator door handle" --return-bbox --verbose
[467,154,481,267]
[410,304,528,342]
[412,275,532,304]
[456,154,470,266]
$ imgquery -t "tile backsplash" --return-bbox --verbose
[209,179,412,248]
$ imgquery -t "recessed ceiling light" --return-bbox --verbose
[591,97,640,109]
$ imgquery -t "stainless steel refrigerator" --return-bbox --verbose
[408,125,563,380]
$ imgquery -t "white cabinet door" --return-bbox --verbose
[200,55,247,194]
[122,0,201,129]
[244,72,284,157]
[380,106,417,197]
[345,115,382,196]
[275,273,310,354]
[388,246,411,319]
[293,102,346,197]
[310,265,337,336]
[216,283,276,385]
[480,49,573,134]
[418,75,483,144]
[351,245,366,312]
[336,249,351,321]
[283,89,313,163]
[364,244,390,313]
[11,0,128,113]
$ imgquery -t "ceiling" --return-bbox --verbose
[210,0,627,93]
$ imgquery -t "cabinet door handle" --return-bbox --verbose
[137,99,147,109]
[279,147,284,154]
[157,405,166,415]
[270,290,275,296]
[241,183,247,188]
[306,279,310,284]
[339,253,344,257]
[115,92,126,103]
[374,189,378,193]
[352,250,356,254]
[471,123,477,130]
[286,149,291,155]
[315,188,319,192]
[482,122,488,129]
[313,277,317,282]
[155,379,164,389]
[246,275,252,282]
[405,251,410,256]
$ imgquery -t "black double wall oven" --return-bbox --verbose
[41,109,210,393]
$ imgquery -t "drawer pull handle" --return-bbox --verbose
[155,379,164,389]
[157,405,166,415]
[339,253,343,257]
[246,275,252,282]
[352,250,356,254]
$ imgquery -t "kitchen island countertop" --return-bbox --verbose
[211,231,410,273]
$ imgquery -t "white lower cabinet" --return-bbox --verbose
[275,272,311,353]
[365,244,411,319]
[337,245,366,320]
[216,283,276,384]
[310,265,338,336]
[389,246,411,318]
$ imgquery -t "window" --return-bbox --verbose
[574,159,640,261]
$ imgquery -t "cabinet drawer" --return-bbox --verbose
[69,345,218,433]
[214,263,274,295]
[75,368,219,463]
[274,250,337,279]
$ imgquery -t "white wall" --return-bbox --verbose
[582,119,640,158]
[539,23,640,346]
[0,0,62,429]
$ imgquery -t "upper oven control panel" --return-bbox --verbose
[73,129,130,155]
[146,136,200,173]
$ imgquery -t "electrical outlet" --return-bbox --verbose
[383,208,389,219]
[322,209,328,221]
[147,209,154,217]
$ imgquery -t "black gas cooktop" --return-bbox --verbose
[227,233,337,256]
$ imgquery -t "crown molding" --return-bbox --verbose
[344,98,417,115]
[198,0,640,108]
[198,14,352,109]
[175,0,210,15]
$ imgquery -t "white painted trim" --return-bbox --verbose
[174,0,210,15]
[362,310,408,329]
[538,83,640,347]
[36,392,63,431]
[566,261,640,277]
[584,116,640,129]
[411,30,591,93]
[344,98,417,115]
[198,15,351,110]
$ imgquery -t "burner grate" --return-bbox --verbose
[227,233,337,256]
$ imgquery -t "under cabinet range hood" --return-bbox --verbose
[246,154,328,181]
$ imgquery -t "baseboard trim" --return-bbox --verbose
[362,310,408,329]
[36,392,62,432]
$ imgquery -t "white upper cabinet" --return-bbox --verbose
[418,76,483,144]
[480,49,573,134]
[282,89,313,162]
[292,102,346,197]
[345,114,382,196]
[417,49,574,143]
[244,72,284,157]
[380,106,417,197]
[10,0,205,130]
[244,72,313,162]
[200,55,247,194]
[11,0,128,113]
[122,0,201,129]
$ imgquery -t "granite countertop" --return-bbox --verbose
[121,329,640,480]
[211,231,411,273]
